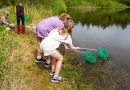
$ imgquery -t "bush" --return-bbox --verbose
[52,0,67,14]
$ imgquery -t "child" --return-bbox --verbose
[0,11,10,25]
[14,2,26,34]
[0,11,15,29]
[35,13,71,67]
[40,20,80,83]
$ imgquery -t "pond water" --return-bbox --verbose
[68,8,130,89]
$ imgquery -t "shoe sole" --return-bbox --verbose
[44,65,50,68]
[49,73,54,76]
[51,80,59,83]
[35,60,45,63]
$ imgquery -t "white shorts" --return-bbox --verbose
[44,49,57,56]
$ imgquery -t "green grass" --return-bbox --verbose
[26,5,52,25]
[0,26,16,82]
[0,7,17,84]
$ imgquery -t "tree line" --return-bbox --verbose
[0,0,130,7]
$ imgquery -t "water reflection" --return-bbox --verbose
[68,8,130,30]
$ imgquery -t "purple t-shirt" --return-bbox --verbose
[35,16,64,38]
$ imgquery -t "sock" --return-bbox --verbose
[46,59,51,64]
[37,55,42,60]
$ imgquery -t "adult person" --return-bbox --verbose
[14,2,26,34]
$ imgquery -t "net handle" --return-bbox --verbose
[75,50,84,54]
[79,48,98,52]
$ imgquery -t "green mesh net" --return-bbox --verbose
[83,50,96,64]
[97,47,108,61]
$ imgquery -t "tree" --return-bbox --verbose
[2,0,9,6]
[10,0,15,5]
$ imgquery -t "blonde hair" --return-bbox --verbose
[63,19,74,34]
[59,13,71,21]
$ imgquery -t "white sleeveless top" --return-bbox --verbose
[40,28,72,56]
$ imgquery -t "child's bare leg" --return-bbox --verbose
[45,56,51,64]
[44,56,51,67]
[36,36,51,65]
[51,57,56,72]
[36,36,44,62]
[50,50,63,78]
[36,36,42,56]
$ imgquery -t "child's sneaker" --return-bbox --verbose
[35,58,46,63]
[49,71,55,76]
[44,62,51,68]
[51,76,62,83]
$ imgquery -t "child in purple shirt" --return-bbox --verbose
[35,13,71,66]
[35,16,64,38]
